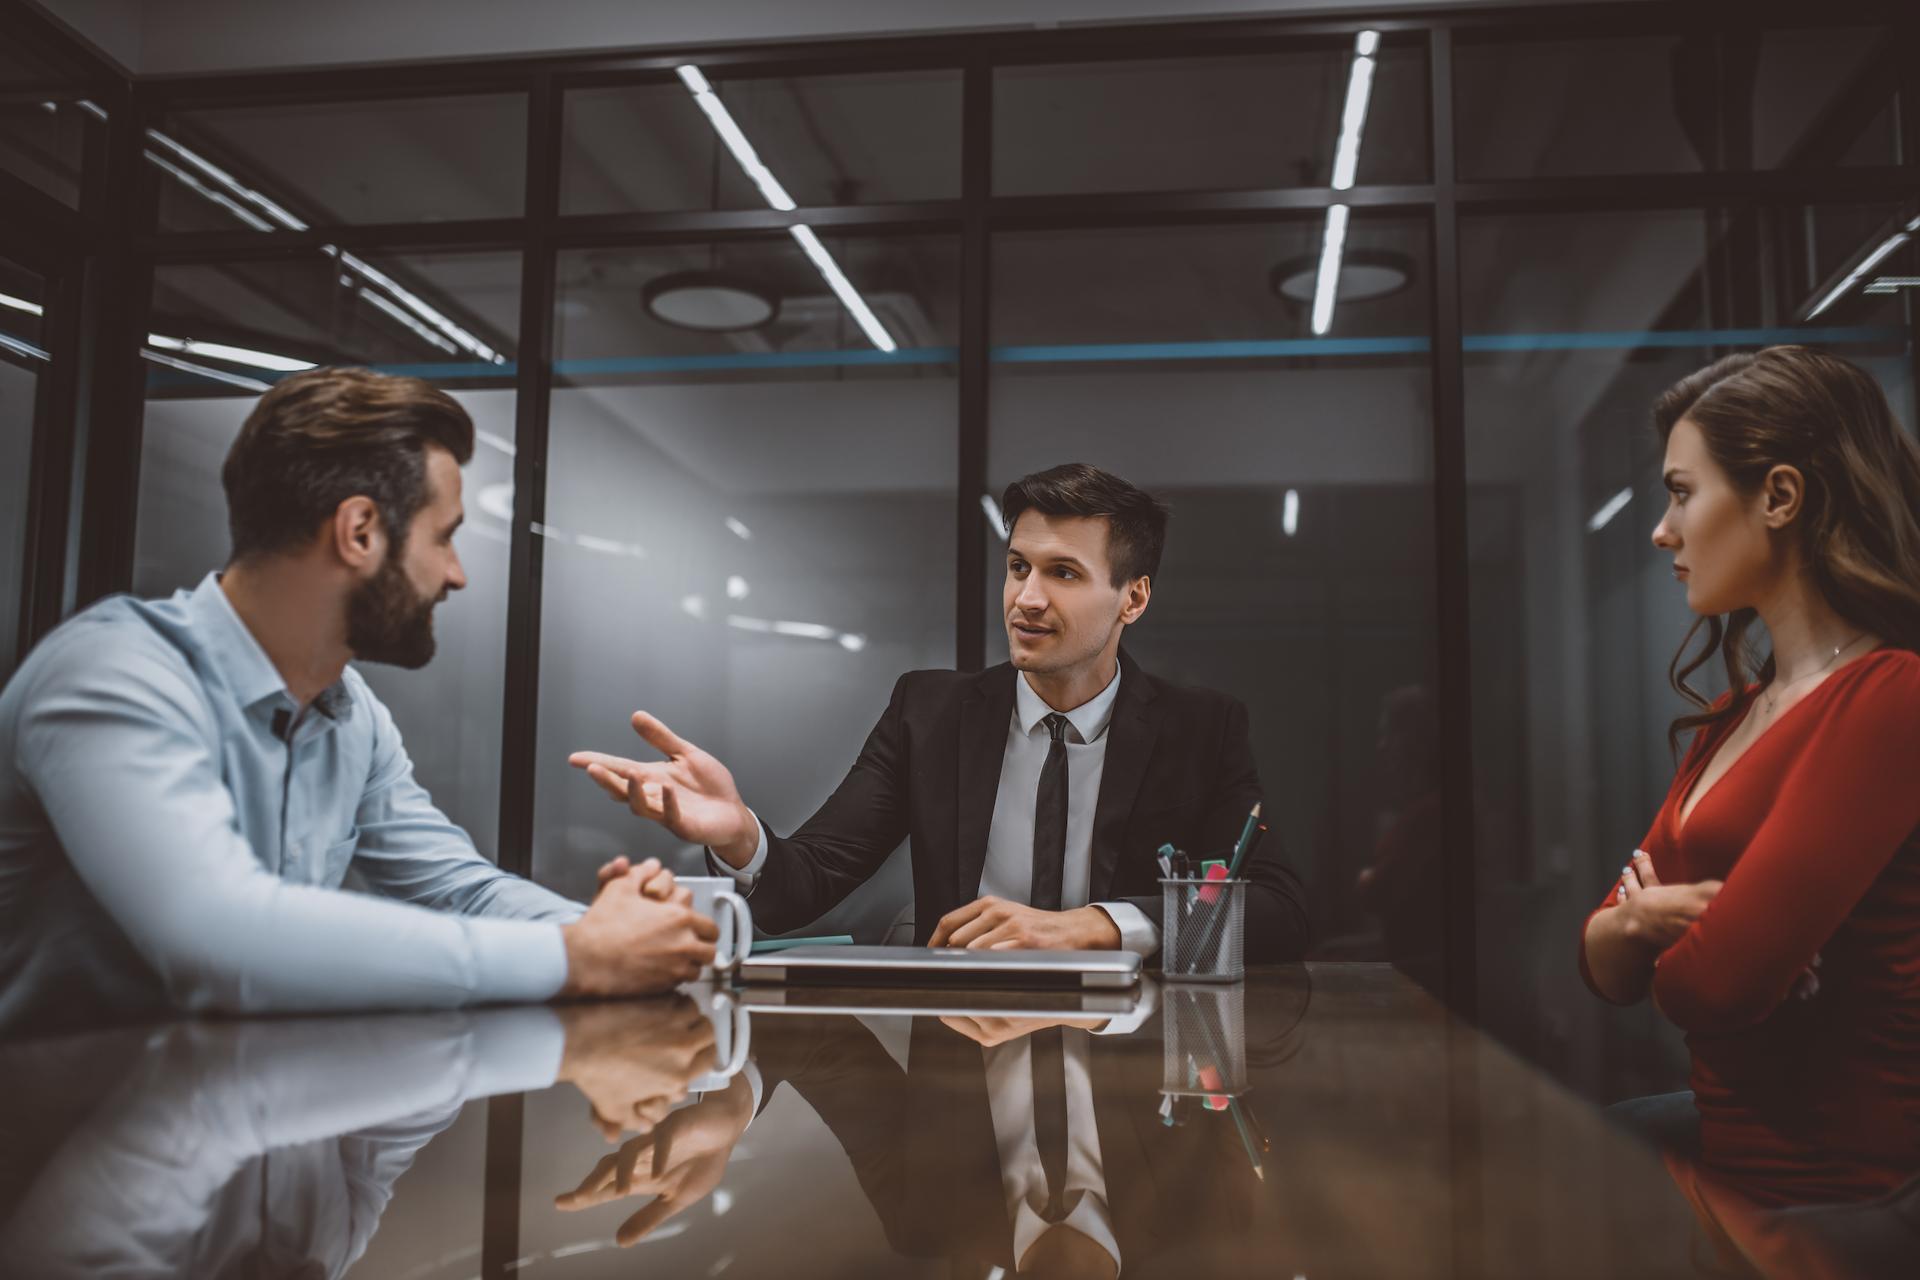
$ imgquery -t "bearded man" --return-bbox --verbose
[0,368,715,1032]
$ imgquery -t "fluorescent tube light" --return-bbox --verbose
[0,332,49,362]
[1807,231,1910,318]
[1312,32,1381,334]
[1586,486,1633,533]
[675,65,796,212]
[0,293,44,316]
[980,493,1008,539]
[726,615,774,633]
[1311,204,1351,336]
[141,348,271,391]
[788,225,896,352]
[332,249,503,363]
[475,430,517,457]
[1330,34,1379,191]
[676,62,896,352]
[146,128,307,230]
[772,620,837,640]
[1282,489,1300,537]
[725,517,753,541]
[144,333,315,372]
[353,288,458,354]
[838,633,867,652]
[142,150,277,231]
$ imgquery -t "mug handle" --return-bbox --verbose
[713,890,752,975]
[720,991,751,1077]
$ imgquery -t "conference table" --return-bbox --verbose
[0,964,1868,1278]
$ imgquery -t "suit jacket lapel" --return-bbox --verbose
[1090,650,1161,901]
[956,664,1016,903]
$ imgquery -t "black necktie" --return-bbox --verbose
[1031,713,1070,914]
[1031,1025,1070,1221]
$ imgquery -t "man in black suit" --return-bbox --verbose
[571,464,1307,960]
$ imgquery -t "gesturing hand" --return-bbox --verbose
[928,897,1122,951]
[570,713,760,866]
[1617,851,1722,952]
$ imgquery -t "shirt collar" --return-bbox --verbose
[186,571,353,721]
[1015,664,1122,745]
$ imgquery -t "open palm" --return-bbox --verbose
[570,712,757,857]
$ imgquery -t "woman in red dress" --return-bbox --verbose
[1578,346,1920,1230]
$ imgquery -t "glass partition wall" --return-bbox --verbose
[4,4,1917,1117]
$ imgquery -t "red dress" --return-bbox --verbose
[1580,648,1920,1207]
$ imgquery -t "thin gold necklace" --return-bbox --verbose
[1761,632,1869,714]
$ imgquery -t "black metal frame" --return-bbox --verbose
[6,0,1918,1025]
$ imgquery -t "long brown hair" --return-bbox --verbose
[1653,345,1920,758]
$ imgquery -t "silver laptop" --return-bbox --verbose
[738,945,1141,991]
[736,982,1149,1019]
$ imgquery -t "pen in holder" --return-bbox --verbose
[1160,875,1247,982]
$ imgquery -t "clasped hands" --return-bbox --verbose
[571,711,1122,953]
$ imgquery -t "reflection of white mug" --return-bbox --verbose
[677,876,752,979]
[685,984,752,1095]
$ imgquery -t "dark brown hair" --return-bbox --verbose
[1654,345,1920,757]
[1001,463,1171,586]
[222,367,475,562]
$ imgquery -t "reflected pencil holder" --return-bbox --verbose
[1160,877,1246,983]
[1162,982,1247,1096]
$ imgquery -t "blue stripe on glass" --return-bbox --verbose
[144,325,1909,390]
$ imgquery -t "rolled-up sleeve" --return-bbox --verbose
[350,682,583,925]
[17,638,571,1014]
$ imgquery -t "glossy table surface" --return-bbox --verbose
[0,964,1864,1278]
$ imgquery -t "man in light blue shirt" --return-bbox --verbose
[0,367,714,1033]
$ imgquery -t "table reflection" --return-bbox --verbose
[0,965,1909,1278]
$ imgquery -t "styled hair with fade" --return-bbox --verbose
[221,366,475,562]
[1000,463,1171,586]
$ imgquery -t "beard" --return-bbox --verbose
[346,551,441,669]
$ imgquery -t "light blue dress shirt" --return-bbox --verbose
[0,573,580,1031]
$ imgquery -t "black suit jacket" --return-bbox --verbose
[750,649,1309,962]
[751,1014,1255,1271]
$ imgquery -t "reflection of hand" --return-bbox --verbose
[554,1074,754,1245]
[556,999,718,1143]
[569,712,760,865]
[939,1013,1107,1048]
[928,897,1121,950]
[560,860,718,997]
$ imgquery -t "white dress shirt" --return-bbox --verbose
[714,666,1158,956]
[984,1029,1123,1274]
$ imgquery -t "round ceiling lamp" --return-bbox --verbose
[1270,250,1413,306]
[643,271,779,332]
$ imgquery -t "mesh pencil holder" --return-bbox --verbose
[1160,877,1246,983]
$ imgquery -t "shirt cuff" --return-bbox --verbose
[1092,901,1159,959]
[467,918,571,1005]
[465,1005,568,1097]
[706,813,769,892]
[1093,974,1160,1036]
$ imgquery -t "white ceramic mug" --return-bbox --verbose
[676,875,752,980]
